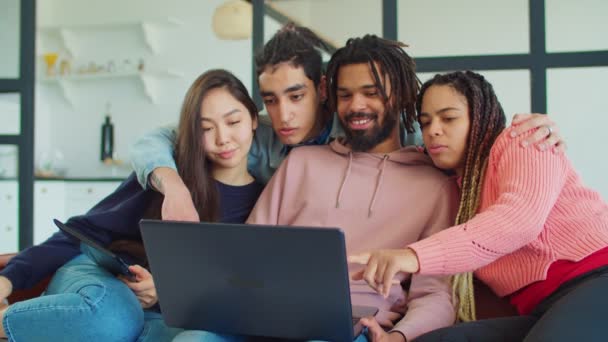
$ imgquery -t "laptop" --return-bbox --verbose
[139,219,378,342]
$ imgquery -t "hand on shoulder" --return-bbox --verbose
[510,113,565,153]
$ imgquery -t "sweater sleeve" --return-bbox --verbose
[392,179,459,340]
[0,231,80,290]
[129,125,178,189]
[0,174,153,290]
[409,129,570,275]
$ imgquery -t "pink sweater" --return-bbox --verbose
[247,139,460,341]
[410,127,608,297]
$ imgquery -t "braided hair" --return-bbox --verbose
[325,34,420,133]
[417,70,506,322]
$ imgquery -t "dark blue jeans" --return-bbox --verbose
[414,266,608,342]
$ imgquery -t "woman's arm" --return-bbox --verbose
[411,128,569,275]
[356,179,459,341]
[388,179,458,340]
[0,232,80,292]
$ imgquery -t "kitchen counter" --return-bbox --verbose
[1,168,132,182]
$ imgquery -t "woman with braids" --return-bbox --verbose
[350,70,608,342]
[0,69,264,341]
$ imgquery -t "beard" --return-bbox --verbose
[339,111,398,152]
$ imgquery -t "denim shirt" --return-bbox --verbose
[129,114,422,187]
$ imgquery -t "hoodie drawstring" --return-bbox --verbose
[336,152,353,208]
[368,155,389,217]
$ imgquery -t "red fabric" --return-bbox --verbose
[510,246,608,315]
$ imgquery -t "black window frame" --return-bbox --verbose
[251,0,608,113]
[0,0,36,250]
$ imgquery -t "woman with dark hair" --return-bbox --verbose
[0,69,264,342]
[351,71,608,342]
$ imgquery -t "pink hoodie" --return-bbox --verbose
[247,139,459,341]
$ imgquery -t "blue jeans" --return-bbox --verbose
[2,247,181,341]
[172,329,370,342]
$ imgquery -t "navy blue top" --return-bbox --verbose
[0,172,263,290]
[217,180,264,224]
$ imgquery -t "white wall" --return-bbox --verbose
[0,0,20,78]
[35,0,252,177]
[548,67,608,197]
[32,0,608,199]
[269,0,382,49]
[544,0,608,197]
[0,93,21,135]
[546,0,608,52]
[399,0,608,199]
[398,0,529,57]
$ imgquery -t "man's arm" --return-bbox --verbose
[510,113,565,152]
[149,167,199,222]
[0,231,81,293]
[0,173,159,297]
[129,125,178,190]
[129,126,198,221]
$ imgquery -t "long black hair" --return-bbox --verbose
[147,69,258,222]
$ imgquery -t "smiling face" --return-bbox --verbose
[335,62,399,153]
[259,62,325,145]
[419,84,471,176]
[200,87,258,174]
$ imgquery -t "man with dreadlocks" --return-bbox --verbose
[243,35,459,342]
[127,23,561,223]
[352,70,608,342]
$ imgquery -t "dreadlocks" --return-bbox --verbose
[417,70,507,322]
[325,34,420,133]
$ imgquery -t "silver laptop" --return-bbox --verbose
[139,219,378,342]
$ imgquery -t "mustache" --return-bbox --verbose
[344,112,378,121]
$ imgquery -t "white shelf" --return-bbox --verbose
[38,70,183,105]
[39,71,143,82]
[38,17,183,57]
